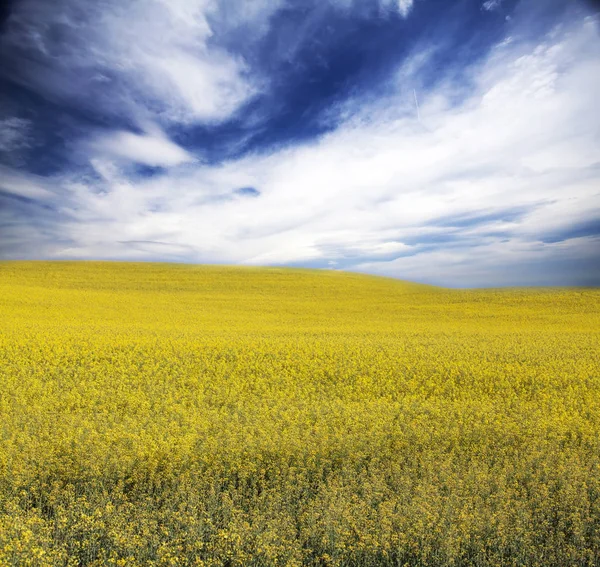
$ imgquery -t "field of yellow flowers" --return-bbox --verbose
[0,261,599,567]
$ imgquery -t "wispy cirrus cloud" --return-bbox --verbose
[0,117,31,153]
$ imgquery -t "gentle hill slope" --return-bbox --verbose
[0,261,599,566]
[1,261,596,334]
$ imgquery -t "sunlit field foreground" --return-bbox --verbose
[1,262,599,566]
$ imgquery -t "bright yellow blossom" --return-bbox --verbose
[0,261,598,566]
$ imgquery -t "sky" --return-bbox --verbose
[0,0,599,287]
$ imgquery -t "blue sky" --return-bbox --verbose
[0,0,599,287]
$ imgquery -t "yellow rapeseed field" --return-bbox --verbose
[0,261,599,567]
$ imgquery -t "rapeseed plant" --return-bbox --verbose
[0,261,598,566]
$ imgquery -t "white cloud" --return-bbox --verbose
[332,0,414,16]
[88,128,194,167]
[483,0,503,11]
[396,0,414,17]
[0,166,55,200]
[149,52,253,124]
